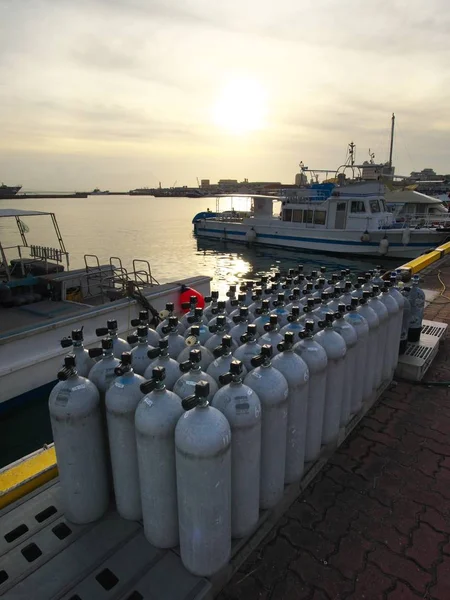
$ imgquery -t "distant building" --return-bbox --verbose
[361,161,395,180]
[200,179,210,188]
[409,168,438,181]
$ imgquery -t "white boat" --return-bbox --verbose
[0,209,210,411]
[384,189,449,220]
[193,182,450,259]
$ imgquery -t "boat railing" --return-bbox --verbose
[0,242,69,280]
[389,213,450,229]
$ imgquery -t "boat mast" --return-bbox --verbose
[388,113,395,168]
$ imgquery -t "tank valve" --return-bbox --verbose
[182,380,210,411]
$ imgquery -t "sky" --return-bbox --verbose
[0,0,449,191]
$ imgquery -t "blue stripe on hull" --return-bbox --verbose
[195,227,436,249]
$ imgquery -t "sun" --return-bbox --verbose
[213,78,267,134]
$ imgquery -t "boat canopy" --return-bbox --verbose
[384,190,445,205]
[0,209,55,218]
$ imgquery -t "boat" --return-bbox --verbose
[0,183,21,197]
[384,188,449,221]
[89,188,110,195]
[193,183,450,259]
[0,208,210,412]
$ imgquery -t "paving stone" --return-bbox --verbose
[253,536,297,589]
[346,563,393,599]
[270,571,311,599]
[328,531,374,579]
[369,546,432,594]
[290,551,353,599]
[430,555,450,600]
[352,511,408,554]
[405,522,446,569]
[280,522,335,562]
[385,581,422,598]
[287,500,323,528]
[421,506,450,533]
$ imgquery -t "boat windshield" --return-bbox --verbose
[369,199,381,213]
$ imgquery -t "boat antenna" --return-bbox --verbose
[388,113,395,168]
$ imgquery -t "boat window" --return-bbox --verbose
[313,210,326,225]
[350,201,366,213]
[369,200,381,213]
[380,199,388,212]
[283,209,292,222]
[293,210,303,222]
[305,210,314,224]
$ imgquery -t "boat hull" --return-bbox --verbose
[0,276,210,411]
[194,220,450,259]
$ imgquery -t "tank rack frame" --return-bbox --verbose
[395,319,447,382]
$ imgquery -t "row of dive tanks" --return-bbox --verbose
[49,266,423,577]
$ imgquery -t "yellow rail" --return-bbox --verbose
[0,445,57,510]
[398,241,450,275]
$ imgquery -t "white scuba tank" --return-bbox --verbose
[96,319,131,358]
[367,286,389,389]
[156,302,186,335]
[344,298,369,415]
[130,310,161,347]
[206,335,247,385]
[145,339,181,390]
[174,348,218,403]
[175,381,231,576]
[203,291,220,322]
[258,315,283,354]
[177,325,214,370]
[60,328,95,378]
[378,283,401,379]
[49,355,109,524]
[314,313,347,446]
[88,337,121,400]
[213,360,262,538]
[205,315,238,352]
[128,326,155,376]
[233,324,262,371]
[160,316,186,358]
[243,345,289,509]
[294,321,328,462]
[105,352,145,520]
[280,306,305,337]
[332,306,358,427]
[184,308,213,345]
[253,299,272,336]
[358,292,380,400]
[272,332,310,483]
[207,301,234,332]
[135,367,184,548]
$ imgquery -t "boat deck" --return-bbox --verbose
[0,301,90,340]
[0,480,211,600]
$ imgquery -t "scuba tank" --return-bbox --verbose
[184,307,213,345]
[285,287,302,313]
[372,266,385,286]
[160,316,186,358]
[180,295,207,328]
[294,321,328,462]
[128,326,154,376]
[88,337,121,399]
[341,281,354,307]
[174,348,218,403]
[96,319,131,358]
[105,352,145,520]
[207,300,234,332]
[206,335,247,385]
[229,306,253,344]
[280,305,305,336]
[324,273,340,294]
[243,345,289,509]
[367,285,389,389]
[156,302,185,335]
[272,332,310,483]
[280,276,294,301]
[314,313,347,446]
[205,315,238,352]
[234,324,262,371]
[130,310,161,347]
[213,360,262,538]
[135,367,184,548]
[177,325,214,370]
[225,284,238,313]
[407,275,425,343]
[300,298,321,331]
[60,328,95,377]
[271,293,290,327]
[351,277,365,300]
[332,305,358,427]
[312,292,331,322]
[362,272,374,293]
[399,285,412,355]
[300,281,315,304]
[378,283,401,379]
[203,291,220,321]
[242,280,256,306]
[145,339,180,390]
[49,355,109,524]
[326,286,343,313]
[175,381,231,576]
[357,292,380,401]
[230,293,255,321]
[253,299,272,336]
[259,315,283,354]
[248,287,264,315]
[344,298,369,415]
[312,277,327,298]
[387,275,406,359]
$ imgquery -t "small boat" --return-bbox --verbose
[0,182,22,197]
[0,208,209,411]
[193,182,450,259]
[90,188,110,195]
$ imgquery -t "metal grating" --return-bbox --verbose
[421,320,448,339]
[404,343,435,361]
